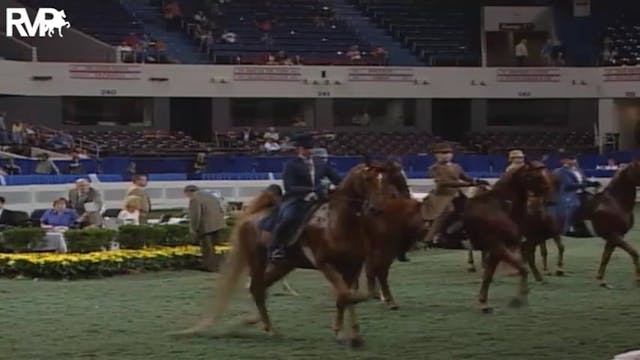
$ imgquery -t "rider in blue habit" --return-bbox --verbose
[264,134,341,261]
[552,153,600,235]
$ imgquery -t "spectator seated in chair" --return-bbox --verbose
[40,198,78,231]
[117,195,141,226]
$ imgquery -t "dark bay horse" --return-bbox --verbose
[580,161,640,288]
[463,161,553,311]
[363,196,428,309]
[176,162,401,346]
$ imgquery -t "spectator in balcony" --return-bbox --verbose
[34,153,60,175]
[48,131,74,151]
[163,0,182,31]
[68,154,84,175]
[2,158,21,175]
[351,112,370,126]
[263,127,280,141]
[265,53,278,65]
[515,39,528,66]
[280,136,295,152]
[123,32,139,47]
[346,45,362,62]
[68,178,103,228]
[221,29,237,43]
[0,111,8,144]
[117,41,134,63]
[125,174,151,224]
[40,198,78,230]
[263,138,281,153]
[238,127,255,144]
[292,115,307,127]
[370,47,388,66]
[596,158,619,171]
[204,30,215,55]
[193,152,207,174]
[194,10,207,24]
[117,195,142,226]
[124,161,136,179]
[11,121,24,145]
[541,38,553,66]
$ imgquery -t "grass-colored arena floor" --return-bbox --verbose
[2,236,640,360]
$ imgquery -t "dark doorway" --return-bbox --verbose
[170,98,212,141]
[431,99,471,141]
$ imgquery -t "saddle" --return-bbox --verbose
[285,200,329,247]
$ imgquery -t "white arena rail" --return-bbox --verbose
[0,177,628,213]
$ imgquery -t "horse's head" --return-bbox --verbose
[619,159,640,185]
[381,159,411,199]
[339,162,400,215]
[509,160,554,201]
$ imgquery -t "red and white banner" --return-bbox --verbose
[68,64,142,80]
[348,68,415,82]
[496,68,562,82]
[573,0,591,17]
[233,67,302,81]
[602,68,640,82]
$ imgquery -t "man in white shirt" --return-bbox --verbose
[263,139,281,153]
[515,39,528,66]
[263,127,280,141]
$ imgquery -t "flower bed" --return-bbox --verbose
[0,245,231,279]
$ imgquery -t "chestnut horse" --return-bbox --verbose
[462,161,553,311]
[580,161,640,288]
[176,162,401,346]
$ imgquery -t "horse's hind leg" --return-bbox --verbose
[596,241,616,288]
[553,235,565,276]
[248,256,293,334]
[365,256,378,299]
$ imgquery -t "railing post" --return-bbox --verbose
[31,47,38,62]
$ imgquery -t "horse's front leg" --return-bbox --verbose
[467,247,477,272]
[317,262,368,345]
[365,255,378,300]
[523,239,544,283]
[539,240,550,275]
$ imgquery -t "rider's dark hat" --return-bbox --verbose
[431,142,454,154]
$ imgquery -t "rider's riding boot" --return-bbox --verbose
[269,222,294,261]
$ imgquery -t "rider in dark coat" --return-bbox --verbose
[552,153,600,236]
[266,134,341,261]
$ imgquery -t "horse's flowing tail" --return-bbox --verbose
[172,219,252,335]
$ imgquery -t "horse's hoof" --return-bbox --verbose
[535,278,548,285]
[467,266,477,273]
[367,292,378,300]
[242,315,261,326]
[385,302,399,310]
[349,336,364,348]
[480,306,493,314]
[508,297,527,308]
[555,269,565,276]
[599,282,613,289]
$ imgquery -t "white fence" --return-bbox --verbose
[1,177,625,213]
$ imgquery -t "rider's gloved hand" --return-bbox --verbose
[304,192,318,202]
[587,180,602,188]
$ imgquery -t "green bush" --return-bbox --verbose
[64,228,116,253]
[117,225,166,249]
[160,225,193,246]
[0,228,47,252]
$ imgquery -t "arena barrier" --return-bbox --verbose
[1,176,630,213]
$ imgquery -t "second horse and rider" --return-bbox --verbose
[258,134,599,262]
